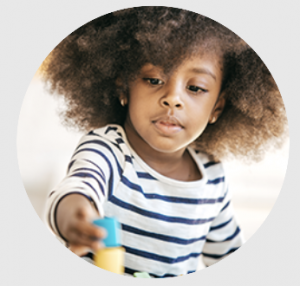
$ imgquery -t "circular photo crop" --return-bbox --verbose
[17,6,289,278]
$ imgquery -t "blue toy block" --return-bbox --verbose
[93,217,121,247]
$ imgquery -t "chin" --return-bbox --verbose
[147,140,187,154]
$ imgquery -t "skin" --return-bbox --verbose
[56,194,106,255]
[124,55,225,181]
[56,54,225,255]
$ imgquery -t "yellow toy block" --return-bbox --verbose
[94,246,125,274]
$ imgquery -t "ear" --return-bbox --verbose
[116,78,128,106]
[119,96,128,107]
[209,92,226,124]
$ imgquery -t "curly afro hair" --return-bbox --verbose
[40,6,288,162]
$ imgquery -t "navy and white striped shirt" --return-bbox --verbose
[46,125,244,277]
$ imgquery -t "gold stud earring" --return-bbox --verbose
[120,98,126,106]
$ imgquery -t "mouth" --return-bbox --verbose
[152,116,183,135]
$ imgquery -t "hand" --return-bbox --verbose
[56,194,106,256]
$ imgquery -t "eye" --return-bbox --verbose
[187,85,208,93]
[144,78,164,85]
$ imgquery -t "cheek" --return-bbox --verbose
[128,92,155,121]
[193,96,217,117]
[127,99,150,128]
[129,99,142,115]
[186,102,213,133]
[189,99,212,120]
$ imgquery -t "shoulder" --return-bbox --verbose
[192,149,223,168]
[89,125,125,143]
[191,148,226,183]
[75,124,128,161]
[78,125,126,148]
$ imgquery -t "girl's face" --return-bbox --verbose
[124,55,224,156]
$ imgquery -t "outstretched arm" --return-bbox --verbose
[55,193,106,255]
[44,128,123,255]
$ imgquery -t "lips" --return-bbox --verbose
[152,116,183,135]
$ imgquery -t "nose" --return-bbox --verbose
[160,84,184,110]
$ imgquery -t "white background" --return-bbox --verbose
[1,0,299,285]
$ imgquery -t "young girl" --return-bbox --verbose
[41,7,287,277]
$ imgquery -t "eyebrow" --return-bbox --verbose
[191,68,216,81]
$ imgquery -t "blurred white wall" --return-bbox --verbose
[17,75,289,242]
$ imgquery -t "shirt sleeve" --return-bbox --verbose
[202,186,245,267]
[44,131,123,243]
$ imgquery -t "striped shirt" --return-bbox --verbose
[45,124,244,277]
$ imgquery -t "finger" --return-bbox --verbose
[74,219,107,240]
[69,244,91,256]
[68,229,104,250]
